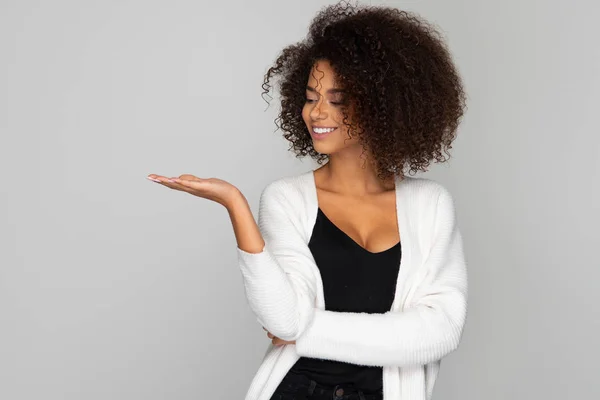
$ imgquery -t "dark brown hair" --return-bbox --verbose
[261,0,467,181]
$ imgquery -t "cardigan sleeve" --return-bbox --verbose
[236,181,318,342]
[294,186,468,367]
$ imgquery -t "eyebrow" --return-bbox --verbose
[306,85,346,94]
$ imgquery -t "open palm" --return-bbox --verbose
[147,173,240,207]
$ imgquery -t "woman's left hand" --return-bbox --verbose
[263,327,296,345]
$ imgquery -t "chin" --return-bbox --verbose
[311,141,329,153]
[314,144,336,156]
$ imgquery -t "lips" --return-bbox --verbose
[310,126,337,139]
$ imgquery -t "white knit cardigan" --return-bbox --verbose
[236,170,468,400]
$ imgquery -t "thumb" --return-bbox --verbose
[179,174,202,181]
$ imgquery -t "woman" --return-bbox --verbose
[147,1,468,399]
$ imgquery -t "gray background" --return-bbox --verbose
[1,0,598,399]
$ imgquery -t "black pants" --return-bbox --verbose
[270,369,383,400]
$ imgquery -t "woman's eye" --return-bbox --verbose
[305,99,341,106]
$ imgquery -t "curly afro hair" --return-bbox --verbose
[261,0,467,181]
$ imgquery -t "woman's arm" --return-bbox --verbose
[146,173,318,342]
[230,181,318,341]
[294,187,468,367]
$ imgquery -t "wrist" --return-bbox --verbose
[223,188,247,211]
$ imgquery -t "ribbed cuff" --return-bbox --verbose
[294,309,335,359]
[236,245,275,278]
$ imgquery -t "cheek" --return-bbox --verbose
[302,109,314,132]
[336,124,357,143]
[301,104,310,121]
[331,106,349,124]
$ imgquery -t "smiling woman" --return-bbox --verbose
[148,1,467,400]
[242,0,466,398]
[261,1,466,183]
[303,60,359,147]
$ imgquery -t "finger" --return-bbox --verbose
[267,332,274,339]
[170,177,209,189]
[147,175,190,191]
[148,174,208,193]
[147,175,177,184]
[147,175,161,183]
[147,174,170,183]
[157,179,186,190]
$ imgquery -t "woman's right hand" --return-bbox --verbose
[147,173,242,208]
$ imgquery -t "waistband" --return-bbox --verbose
[283,370,383,399]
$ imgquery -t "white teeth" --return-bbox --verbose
[313,127,336,134]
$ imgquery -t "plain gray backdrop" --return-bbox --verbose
[1,0,598,399]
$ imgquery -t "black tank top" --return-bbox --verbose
[288,207,401,393]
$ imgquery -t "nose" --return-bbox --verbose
[309,98,328,120]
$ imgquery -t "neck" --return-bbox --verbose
[318,155,395,196]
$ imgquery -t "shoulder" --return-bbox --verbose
[261,172,306,196]
[400,176,455,204]
[399,176,457,226]
[259,171,311,211]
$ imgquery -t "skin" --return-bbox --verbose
[147,59,395,346]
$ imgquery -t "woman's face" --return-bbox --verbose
[302,59,361,155]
